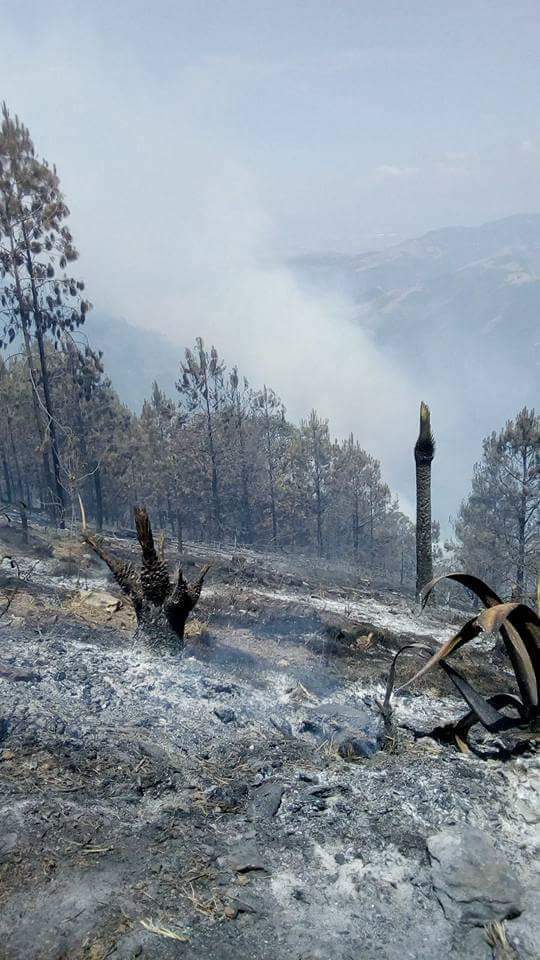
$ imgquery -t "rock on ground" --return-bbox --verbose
[427,826,523,925]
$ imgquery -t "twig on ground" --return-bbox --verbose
[140,918,190,941]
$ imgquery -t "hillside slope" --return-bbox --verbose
[292,213,540,384]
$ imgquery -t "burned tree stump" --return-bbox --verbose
[82,506,210,652]
[415,401,435,598]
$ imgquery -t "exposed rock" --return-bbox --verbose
[269,715,293,737]
[301,701,384,759]
[224,894,259,916]
[427,826,523,925]
[506,888,540,960]
[214,706,236,724]
[306,783,338,798]
[0,663,41,683]
[0,832,18,862]
[456,927,492,960]
[77,590,123,612]
[248,781,284,819]
[220,841,269,873]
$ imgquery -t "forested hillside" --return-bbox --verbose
[1,103,538,600]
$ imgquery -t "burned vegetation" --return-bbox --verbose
[1,515,539,960]
[382,572,540,755]
[82,506,210,650]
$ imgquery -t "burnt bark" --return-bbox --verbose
[415,402,435,598]
[82,505,209,652]
[0,442,12,503]
[18,500,28,545]
[93,466,104,532]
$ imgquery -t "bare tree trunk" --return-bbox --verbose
[176,508,183,553]
[352,489,359,564]
[204,394,221,537]
[19,500,28,545]
[238,423,253,544]
[7,416,23,500]
[515,448,528,599]
[166,492,175,536]
[93,467,104,532]
[6,230,54,514]
[415,402,435,598]
[33,319,66,527]
[262,392,278,546]
[0,443,12,503]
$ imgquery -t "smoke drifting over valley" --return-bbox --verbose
[2,2,539,529]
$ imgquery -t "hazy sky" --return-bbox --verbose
[2,1,539,525]
[3,1,540,251]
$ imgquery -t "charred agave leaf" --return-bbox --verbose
[382,572,540,753]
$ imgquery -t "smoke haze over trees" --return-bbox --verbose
[2,3,539,534]
[1,101,538,599]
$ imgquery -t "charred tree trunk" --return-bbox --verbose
[415,402,435,598]
[515,448,528,599]
[176,507,183,553]
[82,505,209,652]
[93,466,104,532]
[0,443,12,503]
[19,500,28,545]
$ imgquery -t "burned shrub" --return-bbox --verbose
[381,572,539,753]
[82,505,210,652]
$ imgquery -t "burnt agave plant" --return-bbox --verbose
[82,505,210,652]
[381,573,540,752]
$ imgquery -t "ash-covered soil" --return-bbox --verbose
[0,526,538,960]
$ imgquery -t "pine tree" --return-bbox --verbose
[223,367,254,543]
[302,410,331,557]
[253,385,285,546]
[453,408,539,600]
[0,103,90,526]
[177,338,225,538]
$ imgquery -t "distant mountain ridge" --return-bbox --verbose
[293,213,540,286]
[78,214,539,534]
[87,314,180,410]
[87,214,539,409]
[291,214,540,407]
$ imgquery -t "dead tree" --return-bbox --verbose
[415,401,435,598]
[82,505,210,651]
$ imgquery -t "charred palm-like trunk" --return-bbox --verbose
[82,505,210,651]
[415,402,435,598]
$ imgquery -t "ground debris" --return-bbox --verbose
[0,537,537,959]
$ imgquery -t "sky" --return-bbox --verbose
[1,1,539,526]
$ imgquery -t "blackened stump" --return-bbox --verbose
[82,505,209,652]
[415,402,435,599]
